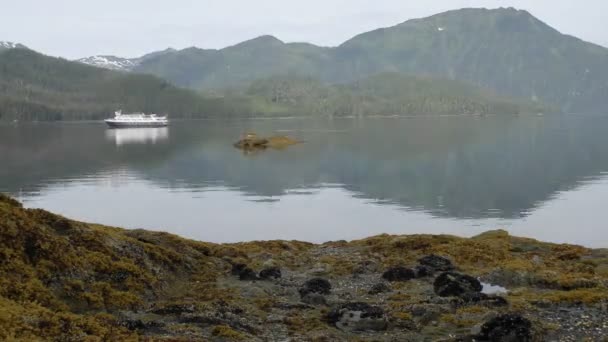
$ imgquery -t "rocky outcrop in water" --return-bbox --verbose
[234,133,300,152]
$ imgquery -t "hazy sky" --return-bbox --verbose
[4,0,608,59]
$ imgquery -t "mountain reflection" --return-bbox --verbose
[2,115,608,220]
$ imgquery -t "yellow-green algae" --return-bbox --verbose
[0,193,607,341]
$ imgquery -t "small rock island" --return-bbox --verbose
[234,133,300,152]
[0,193,607,341]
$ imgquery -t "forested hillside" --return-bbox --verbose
[0,47,544,122]
[0,49,247,121]
[242,74,546,116]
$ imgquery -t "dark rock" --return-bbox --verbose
[151,304,196,315]
[382,266,416,282]
[111,270,131,282]
[411,305,429,317]
[458,292,509,307]
[24,236,40,264]
[368,282,392,295]
[419,254,454,271]
[238,267,259,281]
[121,319,145,330]
[476,314,532,342]
[120,319,164,331]
[259,267,282,280]
[414,265,434,278]
[231,263,247,276]
[458,292,489,304]
[326,302,387,331]
[230,263,260,280]
[301,293,327,306]
[434,272,482,297]
[299,278,332,297]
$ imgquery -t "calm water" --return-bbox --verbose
[2,115,608,247]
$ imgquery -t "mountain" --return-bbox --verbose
[0,45,542,122]
[334,7,608,113]
[77,48,176,71]
[0,41,27,51]
[0,49,242,121]
[133,36,331,89]
[242,73,546,116]
[133,37,332,89]
[130,8,608,113]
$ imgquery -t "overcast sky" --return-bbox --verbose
[4,0,608,59]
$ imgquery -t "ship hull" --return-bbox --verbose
[105,121,168,128]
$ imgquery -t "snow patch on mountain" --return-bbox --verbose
[77,55,138,71]
[0,41,27,50]
[77,48,177,71]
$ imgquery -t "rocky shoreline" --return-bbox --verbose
[0,193,607,341]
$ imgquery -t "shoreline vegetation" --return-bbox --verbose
[1,193,607,341]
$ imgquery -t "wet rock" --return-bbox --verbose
[411,305,429,317]
[419,254,454,271]
[151,303,196,315]
[458,292,509,307]
[120,319,165,331]
[259,267,281,280]
[368,282,392,295]
[231,263,247,276]
[326,302,387,331]
[301,293,327,306]
[434,272,482,297]
[230,262,260,280]
[238,267,260,281]
[299,278,332,297]
[382,266,416,282]
[111,270,131,282]
[414,265,434,278]
[476,314,532,342]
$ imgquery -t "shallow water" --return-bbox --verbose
[2,115,608,247]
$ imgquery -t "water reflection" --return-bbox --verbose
[1,116,608,246]
[105,127,169,146]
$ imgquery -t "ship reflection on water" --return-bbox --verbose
[105,127,169,146]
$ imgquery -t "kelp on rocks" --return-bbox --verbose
[0,193,607,341]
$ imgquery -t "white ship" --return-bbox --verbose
[104,110,168,128]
